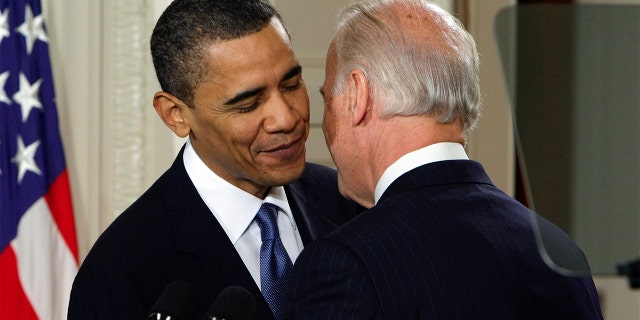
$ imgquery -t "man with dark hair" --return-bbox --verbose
[68,0,358,318]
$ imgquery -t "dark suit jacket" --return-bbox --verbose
[68,148,359,319]
[287,160,603,319]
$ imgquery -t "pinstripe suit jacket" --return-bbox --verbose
[68,147,360,319]
[286,160,603,319]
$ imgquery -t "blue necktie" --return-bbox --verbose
[255,203,292,319]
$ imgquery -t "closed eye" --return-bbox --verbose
[235,97,262,113]
[281,79,303,91]
[280,65,303,92]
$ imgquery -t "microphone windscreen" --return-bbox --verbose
[147,280,203,319]
[205,286,256,320]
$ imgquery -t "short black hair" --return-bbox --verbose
[150,0,284,106]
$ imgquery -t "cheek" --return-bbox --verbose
[322,109,336,146]
[223,122,260,154]
[336,156,361,202]
[289,89,310,119]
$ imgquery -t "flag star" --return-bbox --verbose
[16,5,48,54]
[11,135,42,184]
[0,8,9,46]
[13,73,43,122]
[0,71,10,104]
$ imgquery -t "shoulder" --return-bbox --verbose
[298,162,337,185]
[79,186,172,268]
[286,163,341,204]
[79,162,189,269]
[71,171,202,317]
[534,214,593,275]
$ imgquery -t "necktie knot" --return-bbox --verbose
[255,202,280,241]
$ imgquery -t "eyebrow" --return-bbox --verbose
[223,65,303,106]
[283,65,302,82]
[224,87,264,106]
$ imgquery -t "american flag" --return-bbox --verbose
[0,0,79,319]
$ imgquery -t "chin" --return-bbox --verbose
[265,160,306,186]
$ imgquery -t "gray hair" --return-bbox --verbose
[331,0,481,131]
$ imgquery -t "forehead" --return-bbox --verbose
[204,19,295,82]
[190,19,299,106]
[321,42,338,94]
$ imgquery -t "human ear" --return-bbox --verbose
[348,69,370,127]
[152,91,191,138]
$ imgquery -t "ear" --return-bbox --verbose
[153,91,191,138]
[347,69,370,127]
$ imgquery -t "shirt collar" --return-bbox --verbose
[183,138,294,244]
[374,142,469,204]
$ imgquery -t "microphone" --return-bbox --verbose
[147,280,203,320]
[205,286,256,320]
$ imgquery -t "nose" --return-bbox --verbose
[263,93,298,133]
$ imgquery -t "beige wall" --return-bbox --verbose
[41,0,637,318]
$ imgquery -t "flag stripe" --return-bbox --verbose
[0,246,39,320]
[12,196,77,320]
[44,170,79,262]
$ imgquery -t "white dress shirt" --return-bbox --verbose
[374,142,469,204]
[183,138,303,289]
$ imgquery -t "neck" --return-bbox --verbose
[370,115,465,187]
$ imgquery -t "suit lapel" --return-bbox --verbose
[158,148,274,318]
[285,185,314,244]
[285,171,348,243]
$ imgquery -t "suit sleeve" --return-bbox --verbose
[285,239,381,319]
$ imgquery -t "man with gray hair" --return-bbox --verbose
[286,0,603,318]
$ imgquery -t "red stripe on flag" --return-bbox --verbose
[44,170,79,263]
[0,247,39,319]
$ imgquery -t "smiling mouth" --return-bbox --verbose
[260,136,305,160]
